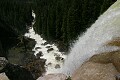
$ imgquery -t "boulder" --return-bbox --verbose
[35,47,41,50]
[55,56,64,62]
[72,62,118,80]
[47,62,52,66]
[106,37,120,47]
[37,73,67,80]
[36,51,43,58]
[45,46,52,48]
[0,73,9,80]
[0,57,8,70]
[24,56,46,79]
[41,42,48,46]
[89,51,120,72]
[0,63,35,80]
[47,48,54,53]
[54,53,60,57]
[55,64,60,69]
[55,56,61,61]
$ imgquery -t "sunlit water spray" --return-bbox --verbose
[61,0,120,76]
[25,11,66,75]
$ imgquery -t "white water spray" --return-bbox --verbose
[61,0,120,76]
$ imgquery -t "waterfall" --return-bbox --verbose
[61,0,120,76]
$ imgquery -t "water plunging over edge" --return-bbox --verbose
[61,0,120,76]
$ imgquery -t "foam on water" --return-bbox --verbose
[25,11,66,75]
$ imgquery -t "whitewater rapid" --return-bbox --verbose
[25,11,66,75]
[61,0,120,76]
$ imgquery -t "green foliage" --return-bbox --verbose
[0,0,33,57]
[32,0,115,51]
[0,0,33,34]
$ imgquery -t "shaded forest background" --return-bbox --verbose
[32,0,116,51]
[0,0,116,57]
[0,0,33,57]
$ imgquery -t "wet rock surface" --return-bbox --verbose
[45,46,52,48]
[54,53,60,57]
[55,64,60,69]
[47,48,54,53]
[37,73,67,80]
[41,42,48,46]
[55,56,63,61]
[35,47,41,50]
[47,62,52,66]
[72,62,118,80]
[36,51,43,58]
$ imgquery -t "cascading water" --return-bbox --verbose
[25,11,66,75]
[61,0,120,76]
